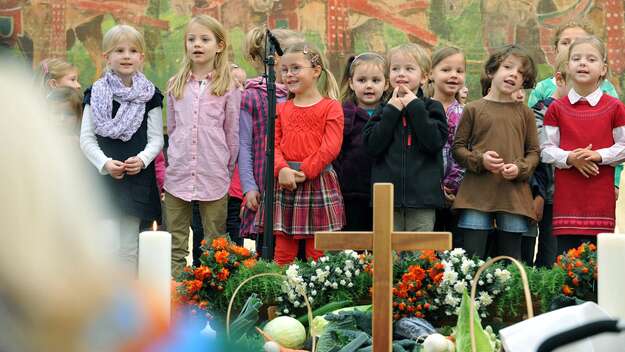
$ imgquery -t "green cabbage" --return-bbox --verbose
[263,316,307,349]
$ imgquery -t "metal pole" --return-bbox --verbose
[262,34,277,260]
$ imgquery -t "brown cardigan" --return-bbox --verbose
[452,99,540,220]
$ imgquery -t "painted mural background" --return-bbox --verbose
[3,0,625,100]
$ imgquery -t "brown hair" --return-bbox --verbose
[480,45,537,96]
[282,42,340,100]
[244,26,304,71]
[553,49,569,81]
[168,15,232,99]
[567,35,609,82]
[34,58,77,91]
[426,46,465,98]
[339,52,388,104]
[553,21,594,50]
[47,87,84,129]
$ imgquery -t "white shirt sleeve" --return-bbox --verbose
[136,106,164,168]
[596,126,625,166]
[80,104,111,175]
[540,125,572,169]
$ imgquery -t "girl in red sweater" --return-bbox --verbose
[257,42,345,265]
[541,36,625,254]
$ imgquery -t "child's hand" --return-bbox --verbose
[398,84,417,106]
[294,171,306,183]
[533,195,545,222]
[388,86,404,110]
[105,160,126,179]
[124,156,144,175]
[501,163,519,180]
[244,190,261,211]
[278,167,297,191]
[567,151,599,178]
[482,151,504,173]
[574,143,602,163]
[443,185,456,203]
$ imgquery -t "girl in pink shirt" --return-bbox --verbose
[164,15,241,277]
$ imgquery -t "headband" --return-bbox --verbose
[349,52,385,71]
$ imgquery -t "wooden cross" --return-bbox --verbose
[315,183,452,352]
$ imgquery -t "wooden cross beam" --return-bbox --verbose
[315,183,452,352]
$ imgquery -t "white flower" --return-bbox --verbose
[309,297,314,303]
[324,281,331,287]
[493,289,500,295]
[345,260,354,269]
[293,301,300,307]
[478,280,484,286]
[355,269,361,275]
[332,282,339,289]
[325,266,330,271]
[461,259,474,275]
[453,281,467,294]
[495,268,511,283]
[277,296,283,302]
[443,270,458,284]
[479,292,493,306]
[481,313,487,318]
[465,274,472,280]
[444,293,460,306]
[309,283,315,287]
[450,248,466,257]
[486,273,493,280]
[311,261,316,266]
[311,290,317,296]
[340,280,346,286]
[335,268,343,274]
[320,257,329,263]
[283,309,289,314]
[345,270,353,278]
[348,282,353,288]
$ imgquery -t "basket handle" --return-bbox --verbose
[469,256,533,352]
[226,272,316,351]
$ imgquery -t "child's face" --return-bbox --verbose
[490,55,525,97]
[556,27,589,54]
[105,40,144,80]
[186,23,224,68]
[349,63,387,109]
[231,65,246,89]
[389,52,427,93]
[280,52,321,96]
[431,53,466,98]
[51,69,81,90]
[568,42,606,89]
[511,88,525,102]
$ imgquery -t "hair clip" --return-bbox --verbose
[303,45,310,55]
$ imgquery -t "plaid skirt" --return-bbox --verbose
[255,169,345,238]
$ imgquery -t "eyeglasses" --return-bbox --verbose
[280,65,314,76]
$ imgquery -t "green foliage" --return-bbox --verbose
[383,23,409,50]
[224,260,284,311]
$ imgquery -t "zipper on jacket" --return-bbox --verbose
[401,115,407,207]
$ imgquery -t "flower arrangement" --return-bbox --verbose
[276,250,372,317]
[392,250,444,320]
[436,248,511,318]
[175,237,257,313]
[556,242,597,300]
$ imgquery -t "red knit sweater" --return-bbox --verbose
[274,98,344,179]
[544,94,625,235]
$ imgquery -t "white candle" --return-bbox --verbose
[139,222,172,324]
[598,233,625,319]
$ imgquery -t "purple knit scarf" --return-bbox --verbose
[90,70,155,141]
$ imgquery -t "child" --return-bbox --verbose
[239,26,304,252]
[541,36,625,254]
[363,43,447,232]
[35,58,82,93]
[164,15,240,277]
[512,88,525,103]
[47,86,83,135]
[528,22,623,194]
[427,47,466,246]
[80,24,164,272]
[333,52,388,231]
[530,51,570,267]
[452,44,539,260]
[458,86,469,105]
[255,42,344,265]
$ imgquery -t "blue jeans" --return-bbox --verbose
[458,210,528,233]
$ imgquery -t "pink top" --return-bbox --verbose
[164,73,241,202]
[155,151,166,191]
[228,165,243,199]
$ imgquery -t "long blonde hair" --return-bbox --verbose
[283,42,340,100]
[168,15,232,99]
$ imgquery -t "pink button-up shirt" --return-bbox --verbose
[164,74,241,202]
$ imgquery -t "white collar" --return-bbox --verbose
[568,87,603,106]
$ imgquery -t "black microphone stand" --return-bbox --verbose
[261,31,279,260]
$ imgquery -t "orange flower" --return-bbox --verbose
[214,250,230,265]
[575,260,583,267]
[217,268,230,281]
[194,266,212,281]
[243,258,257,268]
[588,243,597,251]
[212,237,229,250]
[572,277,580,286]
[581,267,589,274]
[419,250,437,262]
[200,239,207,247]
[185,280,203,294]
[231,245,251,257]
[562,284,574,296]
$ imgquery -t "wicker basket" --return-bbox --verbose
[469,256,533,352]
[226,272,316,351]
